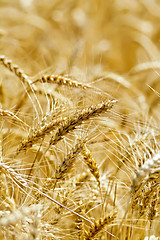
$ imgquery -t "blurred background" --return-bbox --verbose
[1,0,160,73]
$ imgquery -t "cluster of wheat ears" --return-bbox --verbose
[1,0,160,239]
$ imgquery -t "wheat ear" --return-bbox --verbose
[0,161,98,229]
[16,99,116,153]
[0,55,43,119]
[84,211,117,240]
[47,139,86,189]
[82,144,100,186]
[16,117,64,153]
[49,100,117,146]
[132,151,160,191]
[0,55,31,85]
[32,74,92,89]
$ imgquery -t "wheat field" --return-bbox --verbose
[0,0,160,239]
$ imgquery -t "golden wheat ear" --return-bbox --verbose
[0,55,30,85]
[0,55,43,120]
[47,139,86,190]
[84,211,117,240]
[82,144,100,187]
[32,74,92,89]
[16,99,117,154]
[49,99,117,146]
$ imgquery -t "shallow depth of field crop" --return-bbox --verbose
[0,1,160,239]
